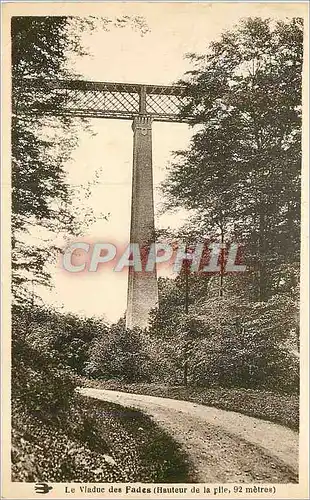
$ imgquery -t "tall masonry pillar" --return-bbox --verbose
[126,114,158,329]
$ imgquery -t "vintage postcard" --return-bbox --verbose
[1,1,309,499]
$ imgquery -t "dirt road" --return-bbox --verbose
[79,387,298,483]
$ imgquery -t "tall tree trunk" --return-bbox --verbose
[183,243,190,386]
[219,224,225,297]
[257,196,268,302]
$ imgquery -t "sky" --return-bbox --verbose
[30,2,305,322]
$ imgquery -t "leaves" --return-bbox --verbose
[147,277,299,392]
[164,17,302,302]
[11,15,149,302]
[12,302,190,483]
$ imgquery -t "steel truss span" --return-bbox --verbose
[13,79,190,122]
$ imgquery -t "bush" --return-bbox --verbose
[11,307,192,483]
[12,315,76,420]
[86,321,149,382]
[147,292,299,394]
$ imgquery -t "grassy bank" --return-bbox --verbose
[80,380,299,431]
[12,394,192,483]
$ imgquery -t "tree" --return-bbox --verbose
[189,294,299,392]
[157,15,303,389]
[163,17,303,302]
[11,15,149,302]
[14,303,105,375]
[86,320,148,382]
[148,278,299,392]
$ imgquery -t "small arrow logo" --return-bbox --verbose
[35,483,53,494]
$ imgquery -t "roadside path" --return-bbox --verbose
[78,387,298,483]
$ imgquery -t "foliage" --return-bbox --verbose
[12,304,106,376]
[12,394,191,483]
[12,17,79,300]
[85,320,150,382]
[12,304,191,483]
[11,20,301,482]
[147,276,299,393]
[189,295,299,392]
[164,17,302,301]
[82,266,299,393]
[12,305,77,421]
[142,17,303,394]
[11,16,149,302]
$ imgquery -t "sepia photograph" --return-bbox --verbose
[1,1,309,499]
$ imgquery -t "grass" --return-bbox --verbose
[80,379,299,431]
[12,393,193,483]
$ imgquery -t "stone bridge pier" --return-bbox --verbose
[126,115,158,330]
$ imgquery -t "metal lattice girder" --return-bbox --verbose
[14,79,190,122]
